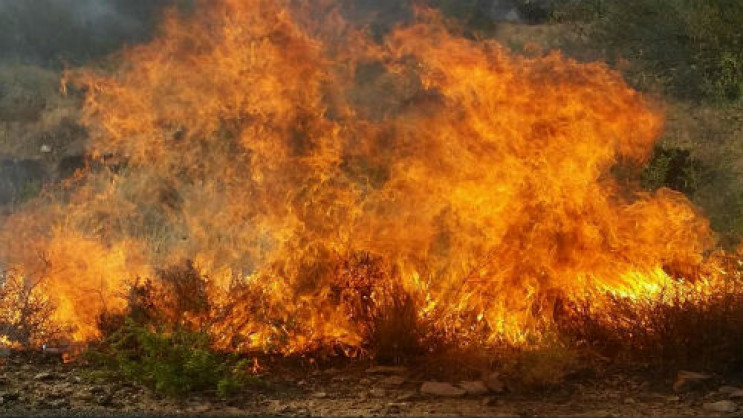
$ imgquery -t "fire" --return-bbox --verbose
[0,0,734,353]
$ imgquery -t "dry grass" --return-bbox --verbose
[0,64,83,159]
[556,266,743,377]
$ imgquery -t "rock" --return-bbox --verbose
[386,402,407,414]
[623,397,636,404]
[365,366,408,375]
[702,400,738,413]
[190,404,212,413]
[485,372,506,393]
[396,391,416,401]
[274,404,293,414]
[719,386,742,394]
[719,386,743,398]
[0,391,20,402]
[97,393,115,407]
[34,399,53,409]
[33,372,54,381]
[481,396,504,406]
[359,378,372,385]
[420,381,466,398]
[380,375,406,386]
[459,380,489,396]
[49,398,70,409]
[90,386,106,395]
[369,388,387,398]
[73,393,95,403]
[311,392,328,399]
[673,371,712,392]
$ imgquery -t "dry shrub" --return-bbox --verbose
[98,260,210,337]
[557,264,743,375]
[0,269,65,347]
[333,253,425,363]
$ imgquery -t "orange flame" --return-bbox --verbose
[0,0,732,352]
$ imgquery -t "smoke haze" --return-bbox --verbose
[0,0,176,66]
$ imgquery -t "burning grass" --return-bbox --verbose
[1,0,742,396]
[557,252,743,375]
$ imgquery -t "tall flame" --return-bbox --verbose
[0,0,722,351]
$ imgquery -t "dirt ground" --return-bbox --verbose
[1,351,741,417]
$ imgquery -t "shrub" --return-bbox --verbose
[89,319,258,398]
[552,0,743,104]
[332,253,425,363]
[0,270,64,347]
[556,258,743,376]
[640,145,712,196]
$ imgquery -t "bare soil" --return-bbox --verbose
[1,352,741,417]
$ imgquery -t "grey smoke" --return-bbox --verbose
[0,0,175,67]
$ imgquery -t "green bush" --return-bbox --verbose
[552,0,743,104]
[640,145,711,196]
[89,319,259,398]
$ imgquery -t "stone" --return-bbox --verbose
[97,393,115,407]
[369,388,387,398]
[0,391,20,402]
[459,380,489,396]
[673,370,712,392]
[420,381,466,397]
[90,386,106,395]
[311,392,328,399]
[386,402,407,414]
[33,372,54,381]
[396,391,416,401]
[729,389,743,399]
[49,398,70,409]
[485,372,506,393]
[702,400,738,413]
[719,386,742,394]
[190,404,212,413]
[380,375,406,386]
[274,404,293,414]
[365,366,408,375]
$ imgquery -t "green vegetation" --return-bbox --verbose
[551,0,743,104]
[88,320,259,398]
[85,263,260,398]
